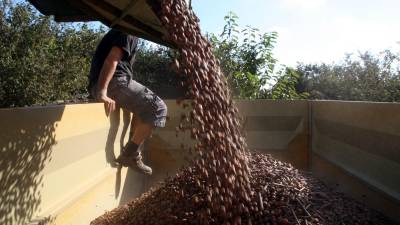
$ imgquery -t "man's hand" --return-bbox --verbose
[97,89,116,117]
[96,46,124,117]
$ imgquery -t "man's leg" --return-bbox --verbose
[123,116,153,155]
[110,78,167,175]
[130,115,153,146]
[118,115,154,175]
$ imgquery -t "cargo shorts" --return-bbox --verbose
[92,76,167,128]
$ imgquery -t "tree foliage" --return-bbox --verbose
[134,42,185,99]
[0,0,105,107]
[209,12,278,99]
[265,67,310,100]
[295,51,400,102]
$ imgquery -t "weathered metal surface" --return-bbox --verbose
[27,0,175,47]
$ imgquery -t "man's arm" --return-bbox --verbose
[97,46,124,117]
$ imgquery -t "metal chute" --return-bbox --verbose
[28,0,175,47]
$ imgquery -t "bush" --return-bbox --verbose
[0,1,104,107]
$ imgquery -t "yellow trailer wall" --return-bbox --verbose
[0,100,399,224]
[311,101,400,221]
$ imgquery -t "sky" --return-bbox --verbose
[190,0,400,66]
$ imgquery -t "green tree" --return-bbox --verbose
[209,12,278,99]
[0,0,104,107]
[296,50,400,102]
[134,42,185,98]
[265,67,309,100]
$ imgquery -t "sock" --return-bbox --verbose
[123,141,139,156]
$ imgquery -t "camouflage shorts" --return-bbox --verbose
[92,76,167,127]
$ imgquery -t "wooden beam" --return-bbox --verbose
[110,0,140,27]
[67,0,175,47]
[83,0,163,39]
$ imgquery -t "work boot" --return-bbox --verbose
[116,152,152,175]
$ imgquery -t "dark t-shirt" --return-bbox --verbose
[88,29,139,92]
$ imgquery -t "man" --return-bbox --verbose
[88,28,168,175]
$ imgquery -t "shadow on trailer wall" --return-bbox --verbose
[0,100,399,225]
[0,106,64,225]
